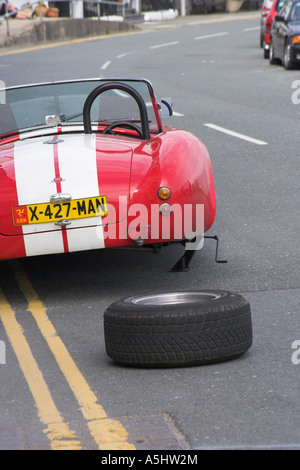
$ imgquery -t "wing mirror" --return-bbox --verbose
[274,14,285,22]
[160,98,173,116]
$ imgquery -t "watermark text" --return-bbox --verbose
[97,198,205,251]
[291,340,300,365]
[291,80,300,105]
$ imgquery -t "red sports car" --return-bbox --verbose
[0,78,217,271]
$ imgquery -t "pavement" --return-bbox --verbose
[0,10,261,51]
[0,16,141,50]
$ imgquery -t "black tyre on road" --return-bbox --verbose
[269,43,279,64]
[104,291,252,368]
[283,43,294,69]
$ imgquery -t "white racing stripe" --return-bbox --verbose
[57,135,105,252]
[13,135,105,258]
[14,139,65,257]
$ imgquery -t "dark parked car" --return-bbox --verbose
[269,0,300,68]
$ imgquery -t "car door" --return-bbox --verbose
[273,0,294,57]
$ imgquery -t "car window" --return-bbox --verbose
[275,0,288,11]
[290,0,300,20]
[284,1,295,18]
[0,79,159,137]
[279,0,293,17]
[278,0,289,14]
[262,0,274,10]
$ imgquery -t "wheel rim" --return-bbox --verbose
[130,292,222,306]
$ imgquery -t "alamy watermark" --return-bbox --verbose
[96,197,205,251]
[291,80,300,105]
[0,340,6,365]
[291,340,300,365]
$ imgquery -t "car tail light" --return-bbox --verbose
[262,7,270,17]
[265,16,274,30]
[292,36,300,43]
[265,33,271,44]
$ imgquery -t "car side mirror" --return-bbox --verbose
[274,14,285,22]
[161,98,173,116]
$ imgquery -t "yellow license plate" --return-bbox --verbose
[13,196,108,226]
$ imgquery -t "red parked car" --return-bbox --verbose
[0,78,217,271]
[260,0,275,47]
[263,0,288,57]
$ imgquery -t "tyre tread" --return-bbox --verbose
[104,291,252,367]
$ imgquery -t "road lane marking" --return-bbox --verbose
[0,288,82,450]
[101,60,112,70]
[10,261,135,450]
[204,123,268,145]
[150,41,179,49]
[195,32,228,40]
[243,27,260,32]
[116,51,136,59]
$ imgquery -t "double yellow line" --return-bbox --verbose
[0,261,135,450]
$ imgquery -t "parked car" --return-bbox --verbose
[192,0,225,14]
[0,78,216,271]
[260,0,275,47]
[263,0,288,57]
[269,0,300,68]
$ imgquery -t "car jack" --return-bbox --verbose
[170,235,228,272]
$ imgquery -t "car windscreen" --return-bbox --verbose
[290,0,300,20]
[0,79,159,137]
[275,0,288,11]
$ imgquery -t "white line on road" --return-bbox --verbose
[150,41,180,50]
[204,123,268,146]
[116,51,136,59]
[243,27,260,32]
[195,32,228,40]
[100,60,111,70]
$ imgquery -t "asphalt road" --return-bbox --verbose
[0,12,299,451]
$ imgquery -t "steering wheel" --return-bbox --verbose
[103,121,144,138]
[83,82,150,140]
